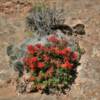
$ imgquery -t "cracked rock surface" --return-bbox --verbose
[0,0,100,100]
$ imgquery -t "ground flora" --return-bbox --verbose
[7,2,85,94]
[15,34,82,94]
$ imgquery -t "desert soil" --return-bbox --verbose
[0,0,100,100]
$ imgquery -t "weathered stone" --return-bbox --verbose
[0,0,100,100]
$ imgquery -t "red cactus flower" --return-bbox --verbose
[57,50,66,55]
[31,57,38,63]
[35,43,42,48]
[29,76,35,81]
[48,35,59,43]
[35,43,45,50]
[61,60,73,69]
[38,62,45,69]
[27,45,34,54]
[30,64,35,70]
[66,47,71,53]
[23,58,33,66]
[65,60,73,69]
[55,49,60,54]
[61,63,67,69]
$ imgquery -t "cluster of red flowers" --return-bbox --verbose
[23,36,79,82]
